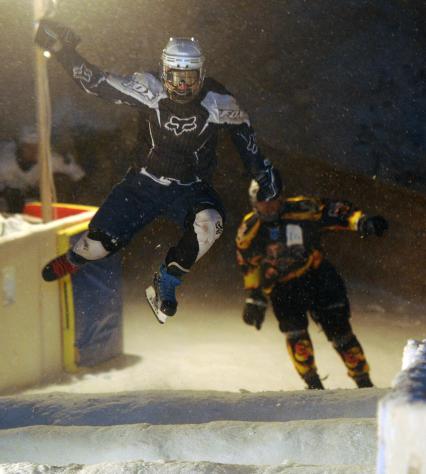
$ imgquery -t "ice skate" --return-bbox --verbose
[303,371,325,390]
[145,264,182,324]
[354,373,374,388]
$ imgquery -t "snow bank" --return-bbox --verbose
[0,388,386,428]
[0,389,380,472]
[0,418,376,466]
[377,339,426,474]
[0,214,34,237]
[0,460,375,474]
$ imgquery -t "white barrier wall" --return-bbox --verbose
[377,339,426,474]
[0,212,95,394]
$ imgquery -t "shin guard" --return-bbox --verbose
[333,333,373,387]
[286,331,321,387]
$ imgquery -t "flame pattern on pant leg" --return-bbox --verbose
[286,332,317,377]
[334,336,370,380]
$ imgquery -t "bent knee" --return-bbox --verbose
[73,231,113,261]
[193,208,223,261]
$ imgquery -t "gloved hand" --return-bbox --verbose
[35,18,81,53]
[242,289,268,330]
[358,215,388,237]
[255,161,281,202]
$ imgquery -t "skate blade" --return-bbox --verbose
[145,285,168,324]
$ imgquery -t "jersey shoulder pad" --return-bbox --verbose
[201,78,250,126]
[106,72,167,107]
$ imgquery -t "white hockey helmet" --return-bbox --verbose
[161,37,205,103]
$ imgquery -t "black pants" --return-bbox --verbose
[270,260,351,340]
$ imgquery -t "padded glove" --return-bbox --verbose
[358,215,388,237]
[242,289,268,330]
[35,18,81,53]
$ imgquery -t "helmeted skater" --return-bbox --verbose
[35,19,280,323]
[236,170,388,389]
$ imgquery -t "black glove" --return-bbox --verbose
[358,215,388,237]
[242,290,267,330]
[255,161,281,202]
[35,19,81,53]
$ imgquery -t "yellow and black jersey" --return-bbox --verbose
[236,196,364,292]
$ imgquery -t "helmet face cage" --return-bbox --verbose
[161,37,205,104]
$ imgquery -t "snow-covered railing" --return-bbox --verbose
[0,209,95,393]
[377,339,426,473]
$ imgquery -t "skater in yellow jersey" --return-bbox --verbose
[236,170,388,389]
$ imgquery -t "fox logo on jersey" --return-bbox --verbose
[73,63,92,82]
[165,115,197,136]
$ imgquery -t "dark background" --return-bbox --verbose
[0,0,425,304]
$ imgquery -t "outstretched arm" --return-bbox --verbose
[200,81,280,201]
[229,123,280,201]
[236,213,268,330]
[35,19,164,107]
[319,199,388,237]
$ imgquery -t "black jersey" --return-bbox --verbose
[236,196,365,291]
[56,47,267,184]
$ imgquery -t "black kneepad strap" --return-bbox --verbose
[87,230,123,253]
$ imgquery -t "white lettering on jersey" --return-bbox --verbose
[201,91,250,130]
[73,63,92,82]
[247,133,258,154]
[165,115,197,136]
[286,224,303,247]
[106,72,166,113]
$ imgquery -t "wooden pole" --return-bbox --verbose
[33,0,57,222]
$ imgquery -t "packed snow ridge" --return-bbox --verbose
[0,388,384,473]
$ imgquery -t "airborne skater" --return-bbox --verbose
[35,20,279,323]
[236,170,388,389]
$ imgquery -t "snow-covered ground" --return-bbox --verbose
[15,281,425,394]
[0,282,424,473]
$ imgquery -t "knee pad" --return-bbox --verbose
[193,208,223,262]
[73,231,115,261]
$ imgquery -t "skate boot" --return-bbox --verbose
[145,264,182,324]
[303,371,325,390]
[42,252,81,281]
[354,373,374,388]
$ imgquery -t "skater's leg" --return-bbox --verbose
[271,279,323,389]
[166,207,224,275]
[42,170,160,281]
[146,206,223,323]
[330,331,373,388]
[311,261,373,388]
[146,183,224,323]
[42,230,121,281]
